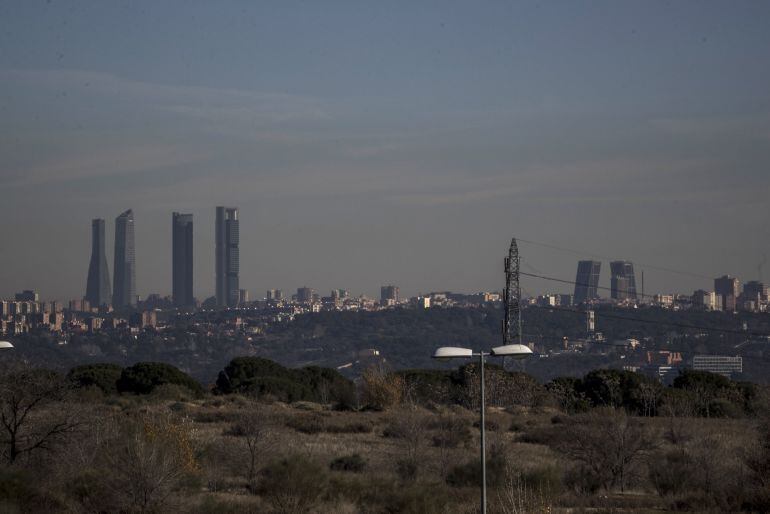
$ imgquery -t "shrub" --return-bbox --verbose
[215,357,354,405]
[446,453,507,488]
[384,483,452,514]
[286,414,324,434]
[396,459,418,481]
[430,415,472,448]
[326,422,373,434]
[68,363,123,394]
[257,456,327,513]
[330,454,366,473]
[649,449,694,497]
[473,418,500,431]
[361,367,405,410]
[116,362,204,396]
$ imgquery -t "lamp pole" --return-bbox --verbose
[479,351,487,514]
[433,344,531,514]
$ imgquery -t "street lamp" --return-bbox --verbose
[0,341,13,349]
[433,343,532,514]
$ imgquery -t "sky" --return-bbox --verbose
[1,0,769,302]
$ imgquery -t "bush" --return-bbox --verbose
[330,454,366,473]
[446,453,507,488]
[473,418,500,431]
[68,363,123,394]
[215,357,354,405]
[116,362,204,396]
[286,414,324,434]
[256,456,327,513]
[430,416,472,448]
[325,422,372,434]
[649,449,694,497]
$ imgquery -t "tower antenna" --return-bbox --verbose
[503,238,522,345]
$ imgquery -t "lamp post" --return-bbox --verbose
[433,343,532,514]
[0,341,13,350]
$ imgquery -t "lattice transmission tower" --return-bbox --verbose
[503,238,522,346]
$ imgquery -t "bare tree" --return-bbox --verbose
[98,414,199,513]
[556,408,657,492]
[0,363,81,465]
[224,408,278,492]
[386,404,428,480]
[496,457,553,514]
[637,381,662,417]
[360,366,404,410]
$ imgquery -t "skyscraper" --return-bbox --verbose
[381,285,400,304]
[85,219,111,308]
[172,212,194,307]
[113,209,136,308]
[215,206,239,308]
[574,260,601,303]
[610,261,637,301]
[715,275,740,312]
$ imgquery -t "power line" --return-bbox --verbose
[519,270,694,303]
[525,303,770,338]
[516,237,714,281]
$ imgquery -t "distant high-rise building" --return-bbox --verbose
[381,285,400,304]
[692,289,719,310]
[574,261,601,303]
[172,212,194,307]
[113,209,136,308]
[85,219,111,308]
[610,261,637,301]
[215,206,239,308]
[296,287,314,303]
[743,281,768,302]
[239,289,250,304]
[14,290,39,302]
[266,289,283,301]
[715,275,740,312]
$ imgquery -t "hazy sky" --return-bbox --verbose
[1,1,769,302]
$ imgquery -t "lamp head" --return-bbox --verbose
[432,347,473,360]
[490,344,532,359]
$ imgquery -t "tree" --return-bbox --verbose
[224,409,277,492]
[98,414,200,512]
[117,362,204,396]
[555,408,657,492]
[546,377,589,414]
[67,363,123,394]
[361,366,405,410]
[0,363,81,464]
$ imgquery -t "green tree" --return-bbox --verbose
[67,363,123,395]
[116,362,204,396]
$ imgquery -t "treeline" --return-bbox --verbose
[63,358,768,419]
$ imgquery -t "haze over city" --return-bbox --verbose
[2,1,769,301]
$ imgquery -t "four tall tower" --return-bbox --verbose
[215,206,240,308]
[85,219,111,308]
[172,212,194,307]
[112,209,136,308]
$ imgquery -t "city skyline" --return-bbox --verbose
[1,2,769,300]
[7,205,770,303]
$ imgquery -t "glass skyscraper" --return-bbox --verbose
[85,218,111,308]
[112,209,136,308]
[610,260,638,300]
[574,260,601,303]
[172,212,194,307]
[215,206,239,307]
